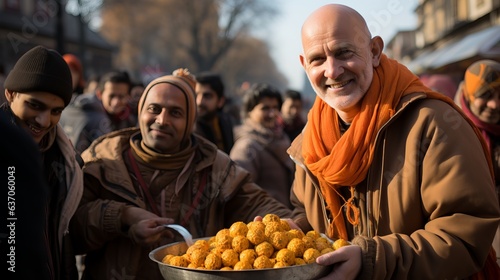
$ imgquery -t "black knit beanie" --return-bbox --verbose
[4,45,73,107]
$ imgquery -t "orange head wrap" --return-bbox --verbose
[62,53,85,88]
[463,60,500,101]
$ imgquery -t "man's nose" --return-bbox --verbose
[36,111,51,128]
[155,109,170,125]
[487,93,499,110]
[324,56,345,79]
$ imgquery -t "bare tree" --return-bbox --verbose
[78,0,287,95]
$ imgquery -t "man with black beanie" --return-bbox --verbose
[2,45,83,280]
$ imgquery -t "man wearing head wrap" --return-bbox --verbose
[2,45,83,279]
[63,53,85,95]
[285,4,500,279]
[70,69,292,279]
[456,59,500,266]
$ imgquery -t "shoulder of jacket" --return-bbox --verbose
[82,128,138,162]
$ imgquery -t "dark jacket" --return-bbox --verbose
[60,94,112,153]
[195,111,235,154]
[1,110,51,280]
[60,94,137,154]
[1,105,83,280]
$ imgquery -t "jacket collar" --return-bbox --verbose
[287,91,428,167]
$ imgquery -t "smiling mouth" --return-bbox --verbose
[329,80,351,89]
[152,129,172,136]
[29,124,42,134]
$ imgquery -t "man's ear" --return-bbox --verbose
[370,36,384,67]
[217,96,226,109]
[95,89,103,100]
[5,89,15,102]
[300,54,306,69]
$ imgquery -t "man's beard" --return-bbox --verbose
[198,107,218,122]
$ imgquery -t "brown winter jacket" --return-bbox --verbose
[230,120,295,209]
[71,128,292,279]
[289,93,500,279]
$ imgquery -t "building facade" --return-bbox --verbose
[0,0,114,83]
[386,0,500,84]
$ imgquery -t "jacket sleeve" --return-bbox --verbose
[290,165,314,233]
[229,137,261,182]
[362,101,500,279]
[70,171,129,254]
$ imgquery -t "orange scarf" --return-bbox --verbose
[302,54,493,241]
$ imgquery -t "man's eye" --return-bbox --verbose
[28,102,40,109]
[480,91,493,100]
[171,110,182,118]
[309,56,323,64]
[147,106,161,114]
[337,49,353,58]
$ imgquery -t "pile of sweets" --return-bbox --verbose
[162,214,350,270]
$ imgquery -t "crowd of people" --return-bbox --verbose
[1,3,499,280]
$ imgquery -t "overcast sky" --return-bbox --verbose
[260,0,418,90]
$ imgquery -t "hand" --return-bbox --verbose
[281,218,302,230]
[253,216,302,231]
[128,217,175,246]
[121,206,158,226]
[316,245,362,280]
[253,215,263,222]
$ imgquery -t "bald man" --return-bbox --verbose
[287,4,500,279]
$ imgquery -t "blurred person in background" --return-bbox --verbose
[420,74,457,100]
[194,72,235,154]
[230,83,295,209]
[63,53,85,96]
[84,73,100,96]
[281,89,306,141]
[129,81,145,120]
[455,59,500,265]
[60,70,135,153]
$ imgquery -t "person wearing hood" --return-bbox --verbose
[70,69,292,279]
[455,59,500,266]
[2,45,83,280]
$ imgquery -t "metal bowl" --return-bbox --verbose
[149,238,331,280]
